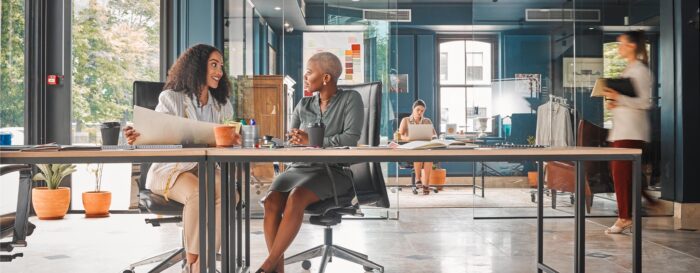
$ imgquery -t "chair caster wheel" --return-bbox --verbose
[412,189,418,194]
[302,260,312,270]
[433,189,438,193]
[363,265,375,272]
[123,270,135,273]
[531,193,536,203]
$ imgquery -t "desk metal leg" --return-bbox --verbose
[481,162,485,197]
[537,161,544,273]
[221,163,230,273]
[632,156,642,273]
[236,163,243,267]
[472,162,476,195]
[198,162,208,273]
[244,162,251,268]
[229,163,238,271]
[574,161,585,273]
[207,161,217,273]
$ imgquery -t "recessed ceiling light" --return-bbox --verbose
[274,6,281,10]
[588,27,595,30]
[352,0,360,2]
[284,22,290,27]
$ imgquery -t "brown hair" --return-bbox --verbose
[622,30,649,66]
[164,44,231,106]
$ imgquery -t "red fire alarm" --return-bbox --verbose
[47,75,62,85]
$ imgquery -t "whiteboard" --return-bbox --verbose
[303,32,364,90]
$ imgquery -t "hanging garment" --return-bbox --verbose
[535,101,573,147]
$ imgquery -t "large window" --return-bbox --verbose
[1,0,26,145]
[0,0,26,215]
[71,0,160,210]
[439,39,494,133]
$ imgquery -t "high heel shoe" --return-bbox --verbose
[605,221,633,234]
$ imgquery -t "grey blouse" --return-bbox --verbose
[290,89,364,167]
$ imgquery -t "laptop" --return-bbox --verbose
[407,124,435,141]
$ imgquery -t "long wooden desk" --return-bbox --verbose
[1,147,644,273]
[0,149,214,273]
[207,146,643,273]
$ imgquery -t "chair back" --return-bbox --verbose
[132,81,165,191]
[339,82,382,146]
[338,82,389,208]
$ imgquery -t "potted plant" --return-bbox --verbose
[32,164,76,220]
[429,163,447,191]
[82,163,111,218]
[214,118,241,147]
[526,136,538,187]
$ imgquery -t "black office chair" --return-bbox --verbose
[0,164,35,262]
[284,82,389,273]
[124,81,187,273]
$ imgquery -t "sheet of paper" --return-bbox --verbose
[133,106,220,145]
[591,78,606,97]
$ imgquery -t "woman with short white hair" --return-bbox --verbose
[256,52,365,273]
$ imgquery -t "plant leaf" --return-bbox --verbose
[32,173,47,182]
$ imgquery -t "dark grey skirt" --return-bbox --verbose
[269,165,354,201]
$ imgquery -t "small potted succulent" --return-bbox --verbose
[214,117,241,147]
[32,164,76,220]
[82,163,111,218]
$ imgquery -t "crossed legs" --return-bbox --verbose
[260,187,320,272]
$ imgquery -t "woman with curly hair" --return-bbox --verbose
[123,44,238,273]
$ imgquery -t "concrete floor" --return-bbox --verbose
[1,206,698,273]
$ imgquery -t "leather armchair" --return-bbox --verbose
[0,164,35,262]
[545,120,614,213]
[284,82,389,273]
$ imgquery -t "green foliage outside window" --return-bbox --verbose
[1,0,25,128]
[72,0,159,141]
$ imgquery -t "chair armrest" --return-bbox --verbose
[0,165,30,176]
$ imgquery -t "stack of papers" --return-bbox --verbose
[397,139,479,150]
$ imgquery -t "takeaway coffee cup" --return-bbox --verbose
[307,122,325,148]
[100,122,121,145]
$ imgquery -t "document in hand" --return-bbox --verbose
[591,78,636,98]
[397,139,478,150]
[133,106,220,145]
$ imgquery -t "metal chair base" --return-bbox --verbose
[285,227,384,273]
[124,248,185,273]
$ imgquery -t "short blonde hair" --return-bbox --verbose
[308,52,343,81]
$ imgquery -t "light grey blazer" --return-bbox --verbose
[145,89,233,195]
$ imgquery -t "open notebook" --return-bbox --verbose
[397,139,479,150]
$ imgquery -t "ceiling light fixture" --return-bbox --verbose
[274,6,281,11]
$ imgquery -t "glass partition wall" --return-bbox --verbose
[466,0,669,220]
[233,0,399,218]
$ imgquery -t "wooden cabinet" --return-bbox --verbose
[236,75,296,183]
[236,75,296,139]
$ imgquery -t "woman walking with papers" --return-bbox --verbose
[123,44,238,273]
[398,99,437,195]
[600,31,657,234]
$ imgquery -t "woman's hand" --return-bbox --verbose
[606,100,618,110]
[601,87,620,101]
[287,128,309,145]
[123,126,140,145]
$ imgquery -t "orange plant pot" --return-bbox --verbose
[430,168,447,191]
[214,125,238,147]
[82,191,112,218]
[32,187,70,220]
[527,171,538,187]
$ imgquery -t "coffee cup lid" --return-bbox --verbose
[101,122,120,128]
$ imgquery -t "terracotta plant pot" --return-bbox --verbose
[430,168,447,191]
[82,191,112,218]
[214,125,237,147]
[32,187,70,220]
[528,171,538,187]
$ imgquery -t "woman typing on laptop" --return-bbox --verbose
[398,99,437,195]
